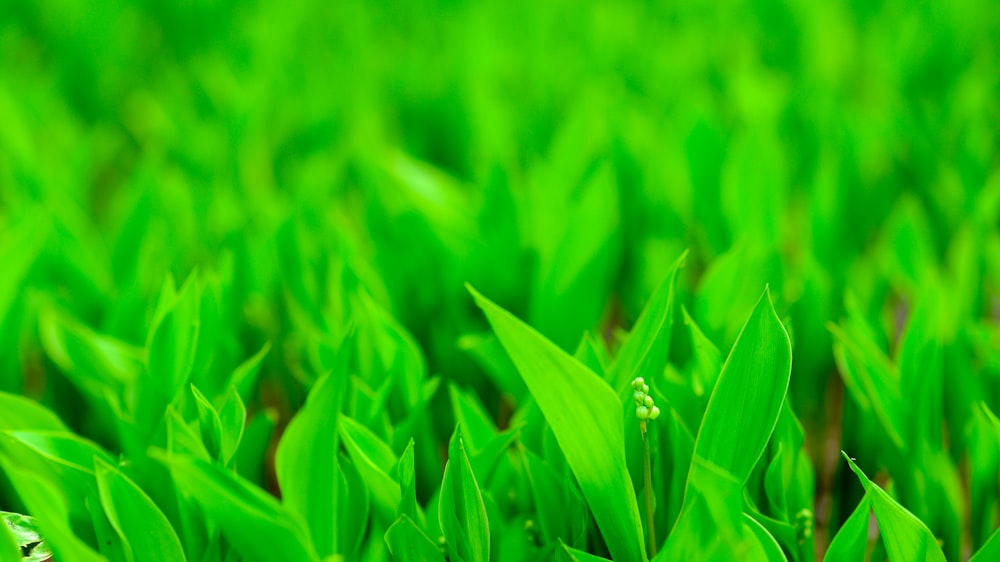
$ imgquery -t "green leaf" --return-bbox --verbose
[217,386,246,466]
[448,382,498,452]
[385,515,445,562]
[191,384,223,461]
[0,454,105,562]
[557,542,613,562]
[843,453,946,562]
[146,274,201,402]
[227,342,271,403]
[0,517,19,562]
[971,526,1000,562]
[94,457,187,562]
[608,251,686,391]
[529,164,622,351]
[523,448,585,547]
[236,409,277,486]
[469,285,646,562]
[275,372,345,558]
[0,393,68,432]
[457,332,526,398]
[1,511,50,562]
[396,440,419,522]
[692,287,792,485]
[156,452,319,562]
[338,415,401,521]
[338,454,372,558]
[824,492,871,561]
[39,306,142,396]
[657,458,746,560]
[743,514,788,562]
[438,428,489,562]
[680,305,722,397]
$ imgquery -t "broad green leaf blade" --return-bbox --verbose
[217,386,246,466]
[0,455,105,562]
[608,251,686,391]
[457,332,526,398]
[191,384,223,461]
[385,515,445,562]
[743,514,788,562]
[228,342,271,403]
[237,409,278,486]
[529,164,622,351]
[469,285,647,562]
[824,492,872,561]
[1,511,49,562]
[557,542,613,562]
[339,455,372,558]
[971,526,1000,562]
[338,415,401,520]
[448,383,497,452]
[94,457,186,562]
[146,274,201,401]
[843,454,946,562]
[275,372,345,558]
[693,287,792,485]
[0,516,19,562]
[680,305,722,397]
[0,393,68,432]
[523,448,584,546]
[438,428,489,562]
[39,306,142,394]
[157,453,319,562]
[658,458,745,561]
[397,440,419,521]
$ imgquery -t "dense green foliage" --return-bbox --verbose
[1,0,999,560]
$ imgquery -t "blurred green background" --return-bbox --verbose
[1,0,998,553]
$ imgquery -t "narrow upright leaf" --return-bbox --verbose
[469,285,646,562]
[94,457,187,562]
[608,251,686,391]
[693,287,792,485]
[157,453,319,562]
[438,428,490,562]
[843,454,946,562]
[275,372,346,558]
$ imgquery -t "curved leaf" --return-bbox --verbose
[469,285,646,562]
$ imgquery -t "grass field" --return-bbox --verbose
[1,0,999,560]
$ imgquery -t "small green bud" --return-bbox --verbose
[633,391,645,404]
[636,405,649,419]
[641,384,649,394]
[649,405,660,420]
[632,377,645,390]
[643,395,654,408]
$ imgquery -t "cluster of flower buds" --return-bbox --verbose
[631,377,661,421]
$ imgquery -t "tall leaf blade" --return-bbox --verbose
[608,251,686,391]
[843,454,946,562]
[94,457,186,562]
[438,428,490,562]
[824,492,872,561]
[693,287,792,485]
[157,453,319,562]
[275,372,346,558]
[469,285,646,562]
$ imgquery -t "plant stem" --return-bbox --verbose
[641,420,657,557]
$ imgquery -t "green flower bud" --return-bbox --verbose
[643,395,654,408]
[649,405,661,420]
[636,405,649,419]
[633,391,645,404]
[641,384,649,394]
[632,377,645,390]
